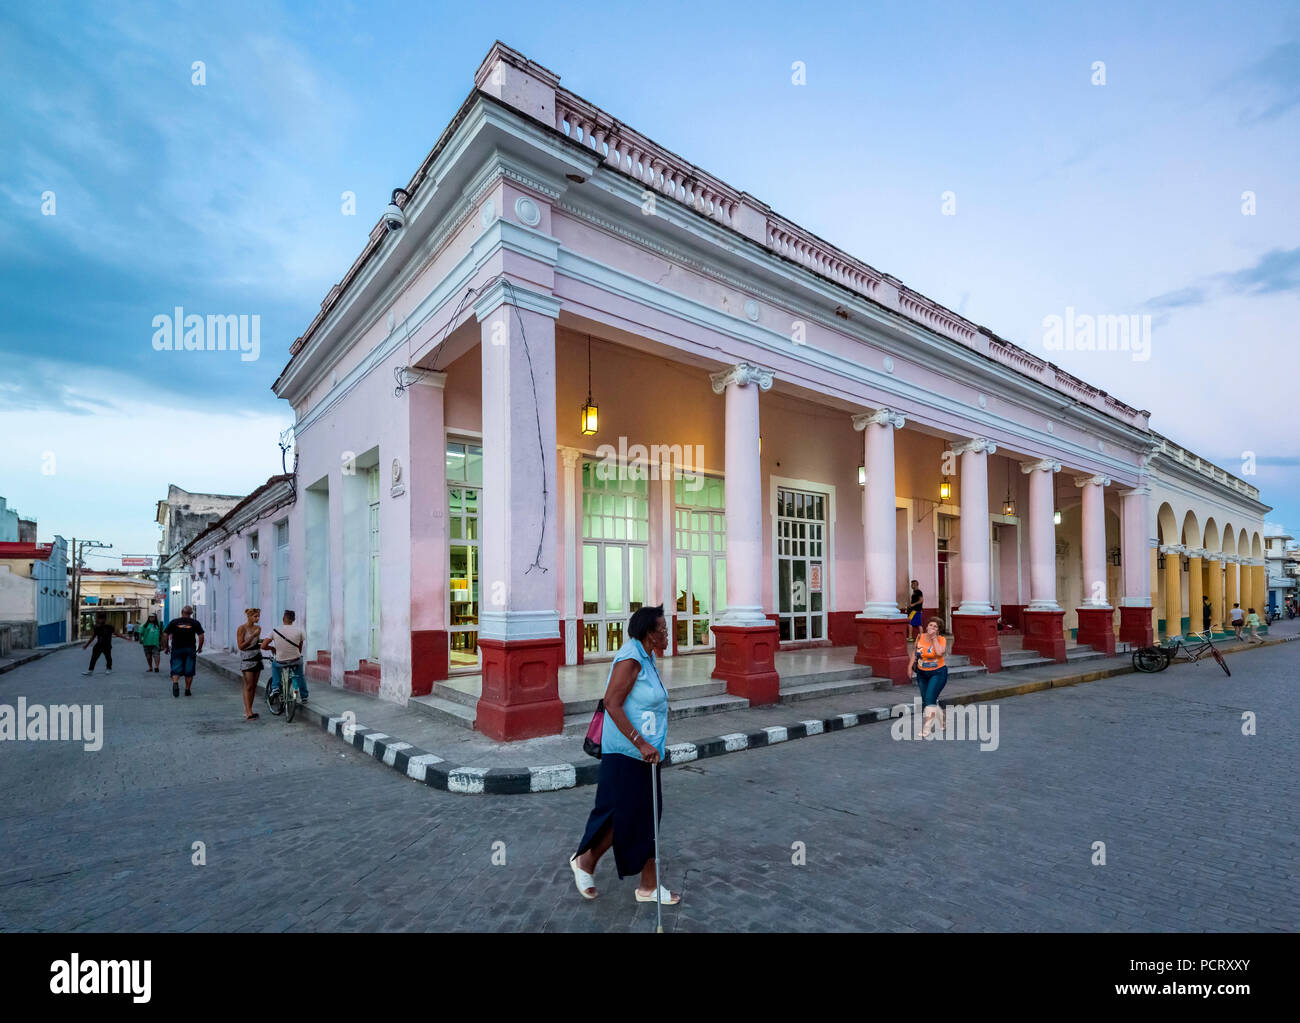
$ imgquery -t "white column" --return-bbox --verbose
[710,362,774,626]
[952,437,997,614]
[853,408,905,617]
[560,446,582,665]
[1075,474,1111,607]
[655,447,675,658]
[1118,481,1152,605]
[473,281,562,641]
[1021,457,1062,610]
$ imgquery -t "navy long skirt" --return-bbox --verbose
[575,752,664,879]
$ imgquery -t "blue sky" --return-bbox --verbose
[2,0,1297,566]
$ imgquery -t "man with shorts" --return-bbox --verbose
[138,613,163,672]
[1229,602,1244,641]
[162,605,204,697]
[905,580,924,641]
[263,609,308,705]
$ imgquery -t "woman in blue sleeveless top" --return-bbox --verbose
[570,605,680,906]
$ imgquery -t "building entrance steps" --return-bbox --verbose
[193,620,1299,794]
[412,636,1111,729]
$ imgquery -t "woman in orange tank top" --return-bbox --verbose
[912,618,949,737]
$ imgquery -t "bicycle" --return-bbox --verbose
[1132,630,1230,677]
[265,661,304,722]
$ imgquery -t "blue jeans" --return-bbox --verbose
[270,660,307,699]
[915,665,948,707]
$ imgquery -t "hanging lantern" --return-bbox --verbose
[858,465,866,486]
[1002,496,1017,517]
[939,477,952,502]
[580,333,598,436]
[1053,510,1062,525]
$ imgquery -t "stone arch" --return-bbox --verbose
[1202,516,1220,553]
[1238,528,1249,558]
[1156,502,1178,544]
[1221,521,1236,555]
[1252,531,1264,558]
[1181,510,1201,548]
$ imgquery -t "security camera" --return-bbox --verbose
[384,187,410,233]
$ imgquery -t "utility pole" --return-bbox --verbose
[72,540,112,640]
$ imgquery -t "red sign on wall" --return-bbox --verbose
[122,557,154,567]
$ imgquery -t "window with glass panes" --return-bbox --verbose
[581,461,648,656]
[776,487,825,641]
[446,441,483,671]
[674,473,726,649]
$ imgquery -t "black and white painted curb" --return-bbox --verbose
[314,705,898,795]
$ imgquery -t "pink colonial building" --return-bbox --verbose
[272,42,1271,740]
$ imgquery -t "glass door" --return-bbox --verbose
[447,441,482,672]
[776,487,825,641]
[367,466,381,661]
[581,460,648,657]
[674,473,726,649]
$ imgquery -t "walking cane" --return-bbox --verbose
[651,757,663,933]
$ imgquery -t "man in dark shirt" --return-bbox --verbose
[905,580,924,641]
[1202,595,1212,634]
[162,605,205,698]
[81,612,122,675]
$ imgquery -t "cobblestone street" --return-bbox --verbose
[1,639,1296,932]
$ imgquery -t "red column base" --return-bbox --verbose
[1076,606,1117,655]
[1022,608,1067,662]
[711,623,780,705]
[952,612,1002,672]
[853,616,911,684]
[410,629,449,698]
[1118,605,1154,649]
[476,637,564,741]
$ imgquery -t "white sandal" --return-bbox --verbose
[569,854,598,899]
[635,884,680,905]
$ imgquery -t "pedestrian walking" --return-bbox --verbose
[571,605,680,907]
[1244,607,1265,644]
[237,608,264,721]
[262,609,308,704]
[126,621,136,643]
[1202,595,1212,634]
[910,617,949,737]
[138,613,162,672]
[1229,602,1244,641]
[904,579,924,642]
[80,611,122,675]
[162,605,204,697]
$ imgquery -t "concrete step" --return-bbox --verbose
[1065,647,1107,663]
[779,677,889,703]
[669,694,750,718]
[779,665,879,687]
[431,682,477,709]
[407,694,476,729]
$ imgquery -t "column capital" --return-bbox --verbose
[1159,544,1187,555]
[1185,547,1207,559]
[1073,474,1111,488]
[853,408,905,431]
[472,278,562,321]
[710,361,774,394]
[400,367,446,389]
[1204,552,1224,562]
[559,445,583,470]
[950,436,997,456]
[1021,457,1062,474]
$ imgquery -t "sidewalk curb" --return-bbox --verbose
[200,634,1298,796]
[0,641,83,676]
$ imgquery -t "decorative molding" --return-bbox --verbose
[951,437,997,456]
[477,610,561,642]
[559,445,583,470]
[514,195,542,226]
[710,361,774,394]
[852,408,905,431]
[1022,458,1062,474]
[1073,474,1111,488]
[1159,544,1187,555]
[743,298,760,321]
[472,278,563,321]
[1119,483,1152,497]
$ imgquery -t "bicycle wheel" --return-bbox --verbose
[286,687,298,723]
[1212,648,1230,677]
[1133,648,1165,673]
[266,686,284,716]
